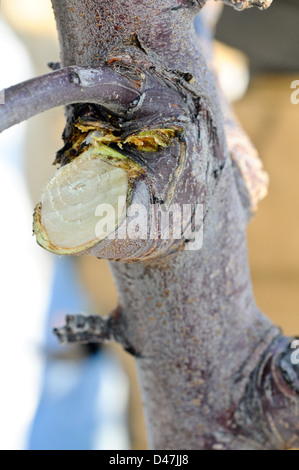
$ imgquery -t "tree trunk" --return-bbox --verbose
[2,0,299,450]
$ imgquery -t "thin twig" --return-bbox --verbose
[54,314,114,345]
[0,66,141,133]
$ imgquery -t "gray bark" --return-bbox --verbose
[51,0,299,450]
[2,0,299,450]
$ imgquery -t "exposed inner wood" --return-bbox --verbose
[33,146,130,255]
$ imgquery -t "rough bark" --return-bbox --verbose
[2,0,299,450]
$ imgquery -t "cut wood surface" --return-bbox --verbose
[1,0,299,450]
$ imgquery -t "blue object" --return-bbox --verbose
[28,257,129,450]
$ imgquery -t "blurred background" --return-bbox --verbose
[0,0,298,450]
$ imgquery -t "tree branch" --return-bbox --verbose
[0,66,141,133]
[54,314,114,345]
[6,0,294,450]
[54,311,141,357]
[223,0,272,10]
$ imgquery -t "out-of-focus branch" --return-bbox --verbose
[54,311,140,357]
[222,0,272,10]
[195,4,269,215]
[54,314,114,345]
